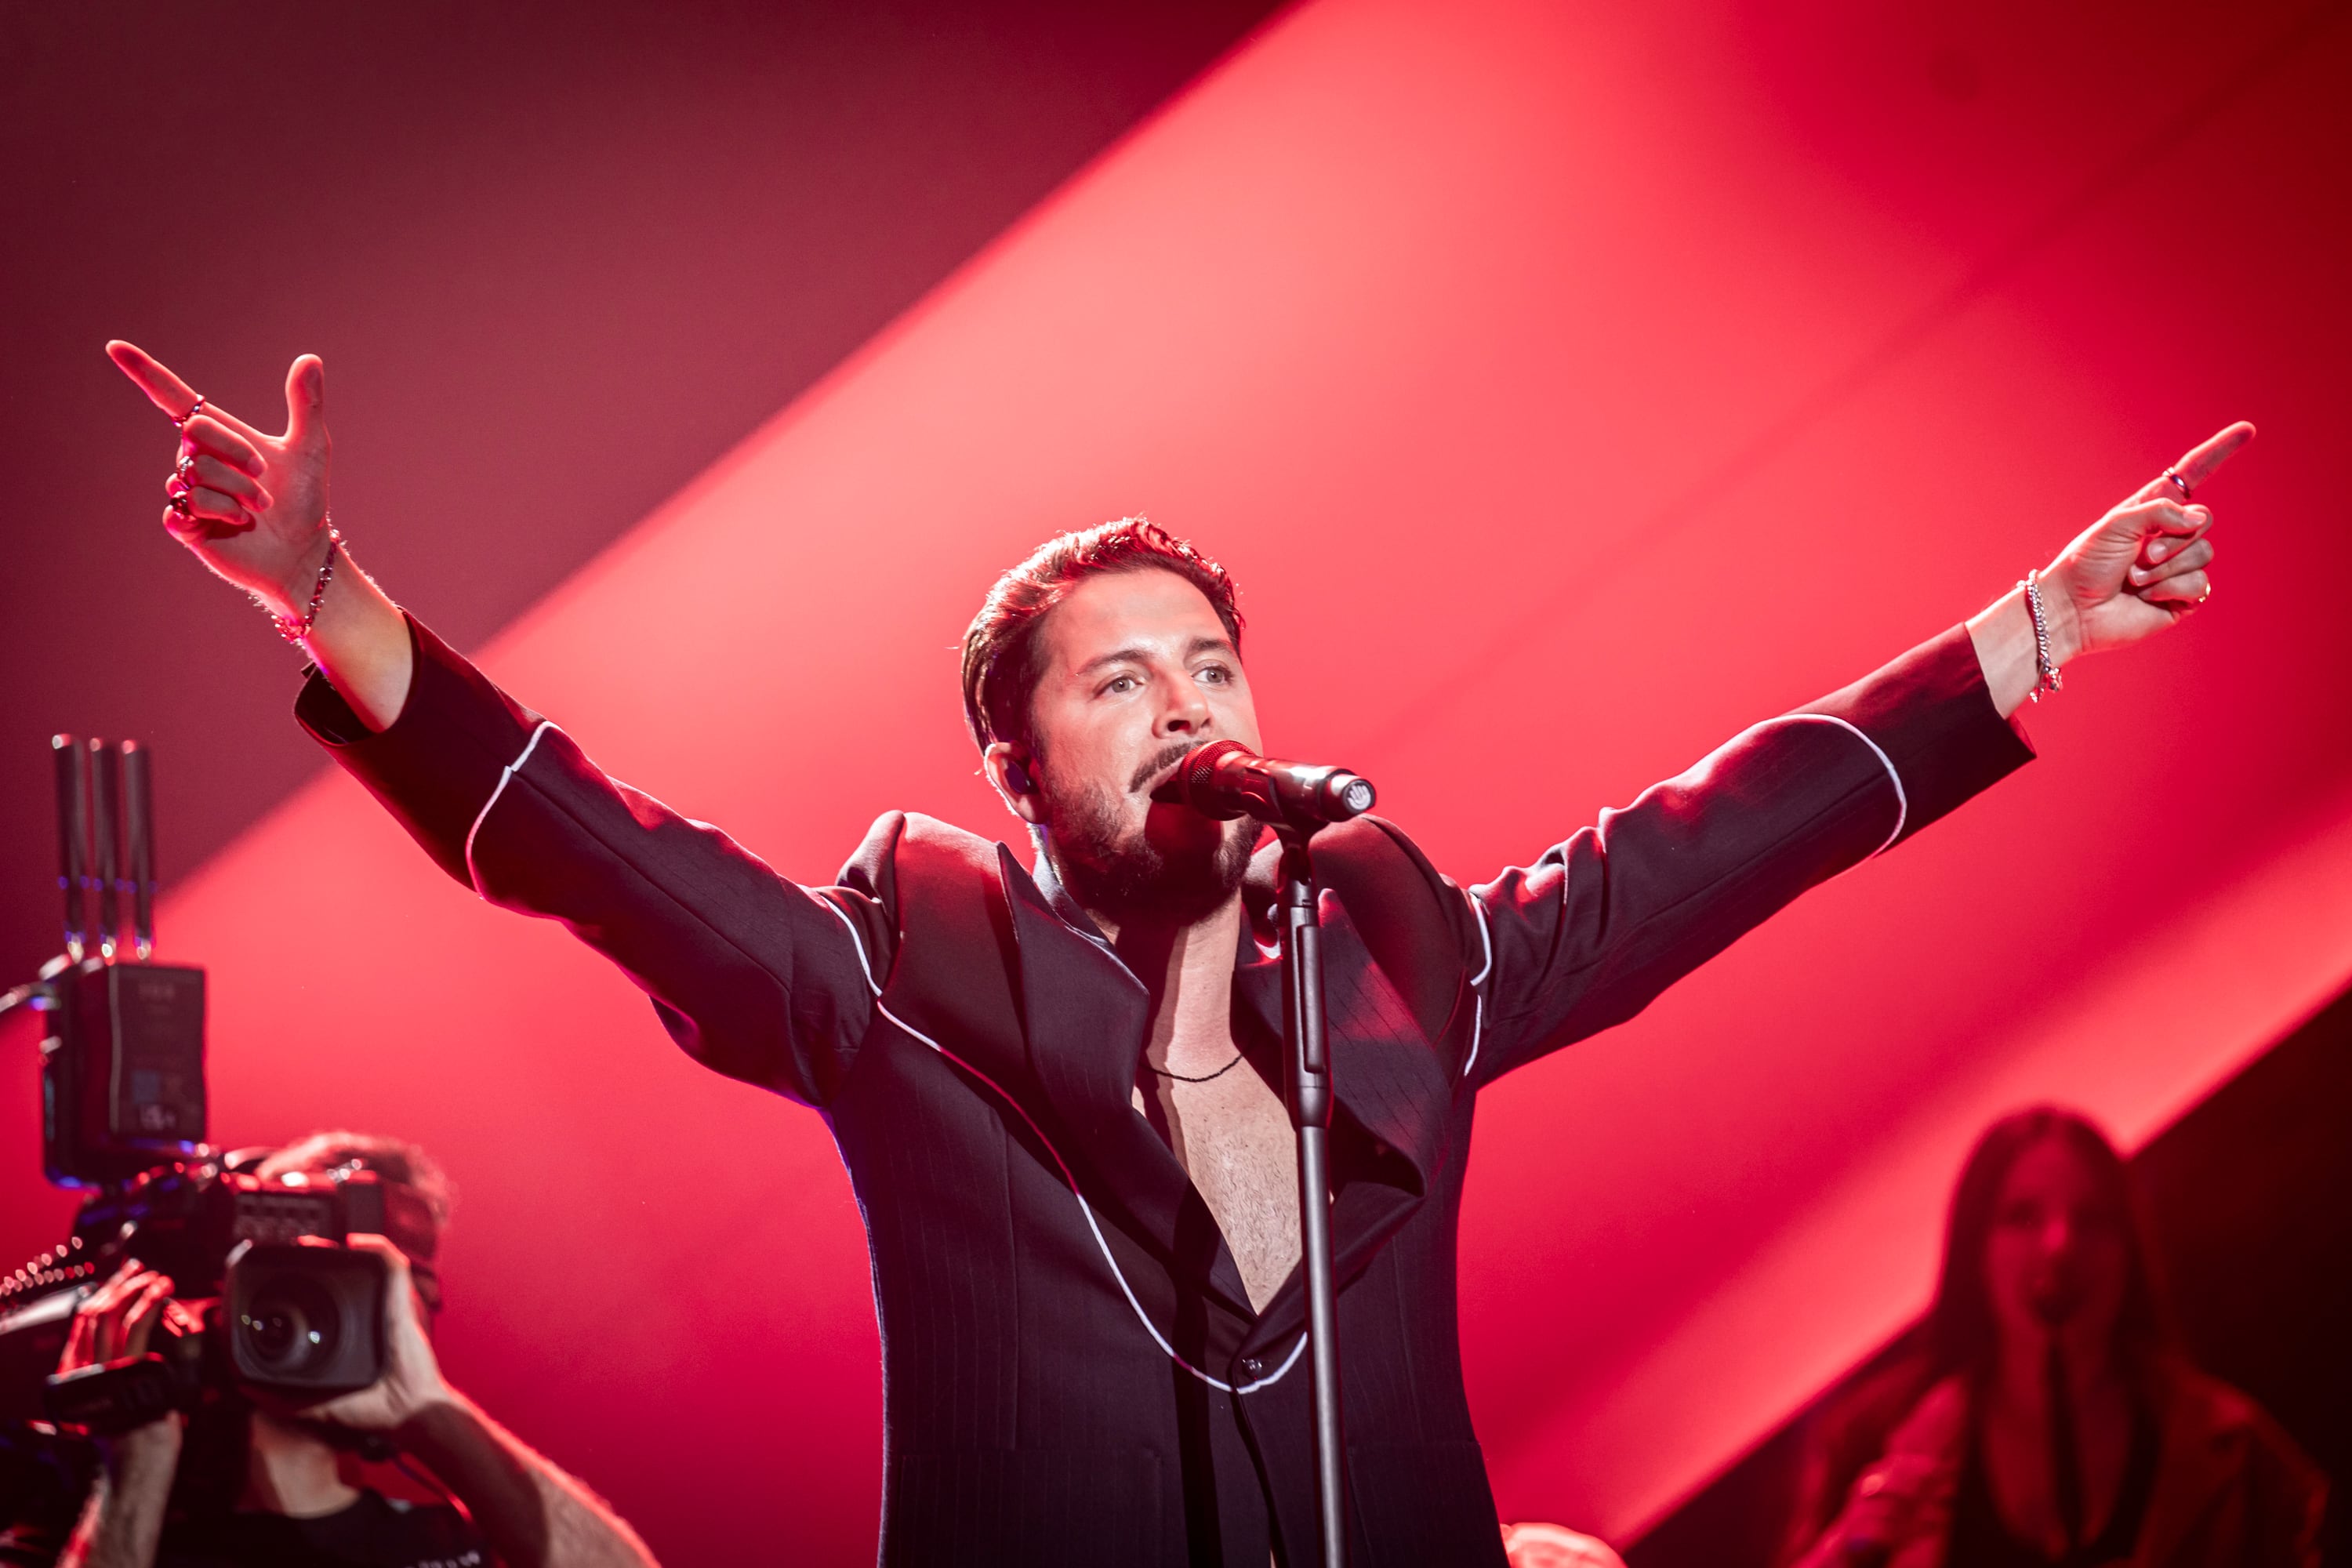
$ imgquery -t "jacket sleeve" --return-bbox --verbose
[295,613,891,1107]
[1465,625,2033,1089]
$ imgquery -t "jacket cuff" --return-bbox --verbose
[294,612,545,886]
[1802,623,2034,847]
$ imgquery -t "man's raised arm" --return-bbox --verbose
[108,343,887,1107]
[1461,423,2249,1089]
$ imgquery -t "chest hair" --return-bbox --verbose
[1134,1059,1301,1312]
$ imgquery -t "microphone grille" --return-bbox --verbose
[1176,747,1251,789]
[1178,739,1251,801]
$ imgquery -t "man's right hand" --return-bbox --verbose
[107,341,414,728]
[107,342,334,619]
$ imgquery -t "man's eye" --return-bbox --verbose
[1196,665,1231,685]
[1102,675,1138,695]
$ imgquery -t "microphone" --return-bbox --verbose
[1153,740,1377,829]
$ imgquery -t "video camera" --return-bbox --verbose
[1,738,394,1440]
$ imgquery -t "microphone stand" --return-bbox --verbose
[1273,824,1346,1567]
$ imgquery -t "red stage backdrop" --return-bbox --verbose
[7,0,2350,1557]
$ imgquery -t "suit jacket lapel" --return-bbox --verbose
[1000,849,1256,1319]
[1233,887,1450,1349]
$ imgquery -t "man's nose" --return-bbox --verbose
[1154,672,1211,737]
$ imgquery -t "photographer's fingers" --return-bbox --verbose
[340,1232,408,1272]
[81,1259,143,1319]
[63,1304,96,1370]
[340,1233,418,1323]
[119,1273,175,1359]
[85,1265,163,1362]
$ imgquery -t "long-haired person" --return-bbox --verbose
[1784,1107,2325,1568]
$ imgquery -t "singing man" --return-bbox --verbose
[109,339,2239,1566]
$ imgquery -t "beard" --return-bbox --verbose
[1049,763,1258,929]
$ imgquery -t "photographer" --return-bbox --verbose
[52,1134,659,1568]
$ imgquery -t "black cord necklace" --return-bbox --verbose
[1145,1051,1246,1084]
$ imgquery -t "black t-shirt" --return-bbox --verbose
[157,1490,490,1568]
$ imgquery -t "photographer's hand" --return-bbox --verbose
[107,342,414,731]
[299,1235,450,1434]
[302,1237,662,1568]
[56,1262,188,1568]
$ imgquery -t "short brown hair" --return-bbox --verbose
[255,1130,454,1273]
[960,517,1244,754]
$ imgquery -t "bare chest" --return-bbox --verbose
[1134,1058,1300,1313]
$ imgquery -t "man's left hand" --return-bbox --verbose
[2037,421,2253,662]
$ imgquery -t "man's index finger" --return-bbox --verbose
[2129,420,2256,504]
[107,340,201,419]
[2174,421,2256,491]
[105,339,271,446]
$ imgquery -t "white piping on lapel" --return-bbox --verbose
[1460,895,1493,1081]
[815,890,1305,1396]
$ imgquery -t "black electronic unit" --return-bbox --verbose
[31,735,207,1185]
[42,957,208,1186]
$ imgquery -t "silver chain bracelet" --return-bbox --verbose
[2020,569,2062,702]
[271,521,343,644]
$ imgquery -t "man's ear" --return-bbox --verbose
[982,741,1047,826]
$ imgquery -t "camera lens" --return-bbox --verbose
[236,1275,341,1374]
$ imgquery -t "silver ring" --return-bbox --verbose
[174,452,195,481]
[172,395,206,429]
[2163,467,2193,499]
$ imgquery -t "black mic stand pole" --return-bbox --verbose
[1274,823,1346,1568]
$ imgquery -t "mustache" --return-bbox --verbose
[1131,739,1203,794]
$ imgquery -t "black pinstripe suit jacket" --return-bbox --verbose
[299,616,2031,1566]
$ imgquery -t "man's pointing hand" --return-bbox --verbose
[107,339,335,618]
[2038,421,2253,662]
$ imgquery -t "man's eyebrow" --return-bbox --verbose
[1072,635,1236,678]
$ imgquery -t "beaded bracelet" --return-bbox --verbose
[2020,569,2062,702]
[273,522,343,644]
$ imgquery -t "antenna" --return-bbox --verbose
[121,741,157,961]
[53,735,90,964]
[27,734,207,1185]
[90,741,122,962]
